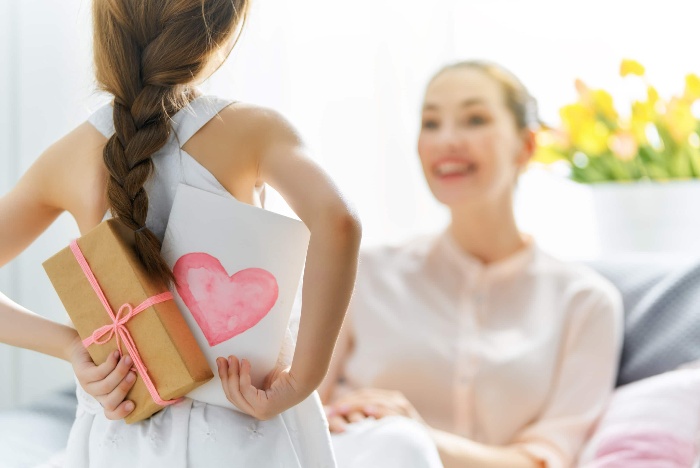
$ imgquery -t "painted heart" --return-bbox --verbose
[173,252,279,347]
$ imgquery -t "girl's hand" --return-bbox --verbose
[67,336,137,420]
[217,356,306,421]
[325,388,425,433]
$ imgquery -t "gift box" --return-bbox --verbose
[161,184,310,410]
[43,219,213,424]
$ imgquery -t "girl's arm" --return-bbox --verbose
[217,106,362,420]
[317,311,354,404]
[0,129,80,360]
[256,109,362,393]
[0,122,137,418]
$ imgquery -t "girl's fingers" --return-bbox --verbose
[223,356,256,415]
[238,359,261,402]
[239,359,254,390]
[81,350,119,384]
[217,358,234,404]
[87,354,133,396]
[98,370,137,412]
[104,398,136,421]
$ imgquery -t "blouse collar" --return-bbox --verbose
[437,229,536,282]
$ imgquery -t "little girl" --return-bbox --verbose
[0,0,360,466]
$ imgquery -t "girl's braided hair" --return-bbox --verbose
[93,0,248,284]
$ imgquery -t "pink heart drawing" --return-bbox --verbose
[173,252,279,347]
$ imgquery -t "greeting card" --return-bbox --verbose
[161,184,310,410]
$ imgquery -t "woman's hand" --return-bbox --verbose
[218,355,307,421]
[67,336,137,419]
[325,388,425,433]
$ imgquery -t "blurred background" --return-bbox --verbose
[1,0,699,409]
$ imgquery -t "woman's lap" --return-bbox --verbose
[331,416,444,468]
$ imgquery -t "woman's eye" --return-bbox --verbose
[464,115,487,126]
[422,120,439,129]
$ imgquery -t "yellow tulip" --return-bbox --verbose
[542,60,700,182]
[632,100,654,122]
[647,86,660,106]
[620,59,645,77]
[630,100,655,142]
[684,73,700,101]
[592,89,619,121]
[664,97,696,143]
[533,146,567,164]
[533,129,571,164]
[560,103,594,134]
[574,121,610,156]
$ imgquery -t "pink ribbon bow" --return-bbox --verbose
[70,239,181,408]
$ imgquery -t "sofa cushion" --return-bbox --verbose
[588,255,700,386]
[577,367,700,467]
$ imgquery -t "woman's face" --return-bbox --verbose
[417,67,532,209]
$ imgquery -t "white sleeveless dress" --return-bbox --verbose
[64,95,337,468]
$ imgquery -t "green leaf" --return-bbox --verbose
[645,163,670,179]
[687,147,700,177]
[571,164,608,183]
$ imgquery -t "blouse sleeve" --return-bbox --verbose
[512,284,624,468]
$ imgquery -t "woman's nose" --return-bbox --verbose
[437,125,460,150]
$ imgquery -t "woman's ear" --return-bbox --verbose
[516,128,536,168]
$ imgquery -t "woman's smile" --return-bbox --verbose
[432,158,478,180]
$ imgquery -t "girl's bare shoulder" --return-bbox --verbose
[35,121,109,227]
[216,102,303,150]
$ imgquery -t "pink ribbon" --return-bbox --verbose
[70,239,181,407]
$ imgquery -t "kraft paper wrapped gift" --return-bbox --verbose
[43,219,213,424]
[161,184,310,411]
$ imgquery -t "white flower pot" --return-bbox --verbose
[591,180,700,254]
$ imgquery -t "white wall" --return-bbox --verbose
[0,0,18,408]
[0,0,104,410]
[207,0,700,257]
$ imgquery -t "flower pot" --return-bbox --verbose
[591,180,700,254]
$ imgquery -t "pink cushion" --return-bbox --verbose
[578,368,700,467]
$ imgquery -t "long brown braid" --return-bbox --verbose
[92,0,248,285]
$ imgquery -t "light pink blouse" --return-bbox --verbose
[340,231,624,467]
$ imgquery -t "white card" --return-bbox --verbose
[161,184,309,410]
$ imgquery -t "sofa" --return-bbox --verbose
[2,254,700,467]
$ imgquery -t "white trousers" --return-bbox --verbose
[332,416,444,468]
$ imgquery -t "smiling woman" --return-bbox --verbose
[319,61,624,468]
[418,61,538,206]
